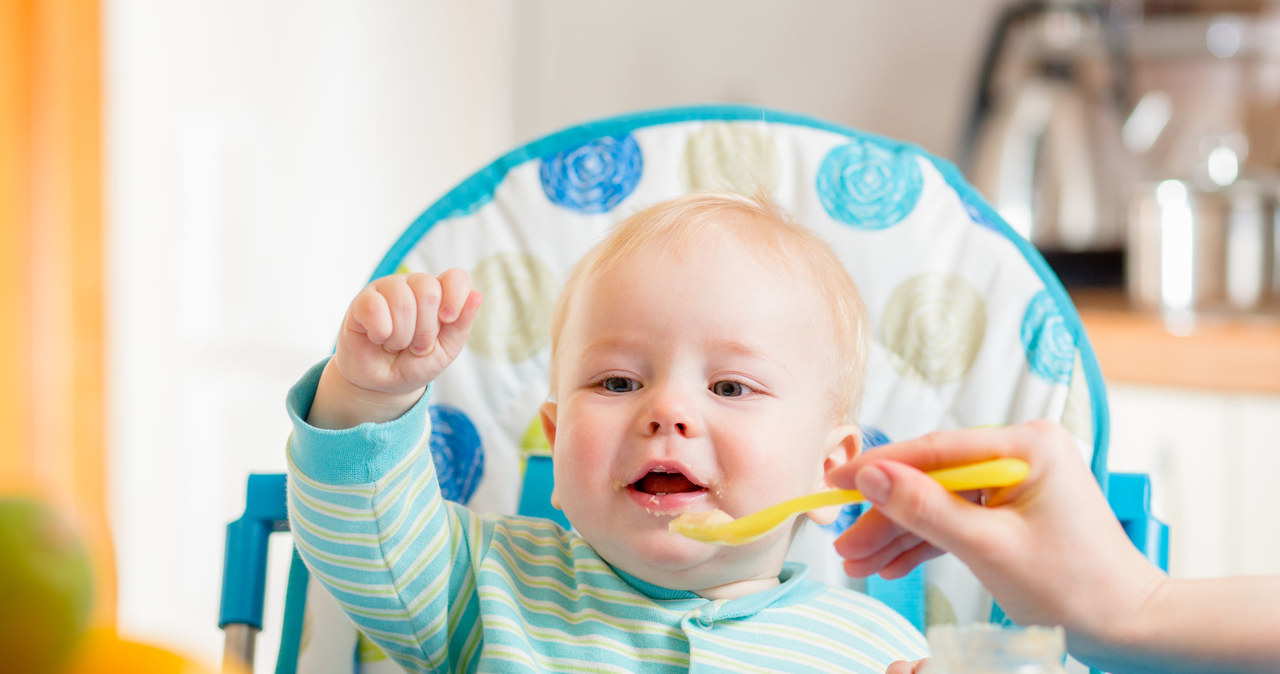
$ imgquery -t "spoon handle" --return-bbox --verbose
[782,457,1030,514]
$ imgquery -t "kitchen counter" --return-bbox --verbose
[1071,289,1280,394]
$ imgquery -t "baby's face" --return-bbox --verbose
[540,228,858,597]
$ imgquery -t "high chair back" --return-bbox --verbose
[219,105,1166,674]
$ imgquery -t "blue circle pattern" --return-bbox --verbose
[540,134,643,213]
[861,426,891,450]
[816,140,922,229]
[429,404,484,504]
[819,426,893,535]
[1021,289,1076,385]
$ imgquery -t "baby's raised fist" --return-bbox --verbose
[335,269,482,398]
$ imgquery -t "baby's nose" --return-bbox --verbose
[646,388,697,437]
[649,420,690,435]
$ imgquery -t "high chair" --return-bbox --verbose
[219,105,1167,674]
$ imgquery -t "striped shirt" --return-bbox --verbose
[287,360,927,672]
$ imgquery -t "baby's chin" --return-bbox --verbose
[582,526,788,598]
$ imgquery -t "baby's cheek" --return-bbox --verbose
[552,434,613,486]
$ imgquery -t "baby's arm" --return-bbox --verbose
[309,270,482,429]
[287,270,486,670]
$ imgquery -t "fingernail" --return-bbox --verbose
[857,465,891,505]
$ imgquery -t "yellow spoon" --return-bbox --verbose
[668,457,1030,545]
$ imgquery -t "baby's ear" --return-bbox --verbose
[538,402,562,509]
[806,424,862,526]
[538,401,558,450]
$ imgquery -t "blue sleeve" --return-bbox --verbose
[284,358,485,671]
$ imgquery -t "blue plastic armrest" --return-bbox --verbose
[1106,472,1170,572]
[518,455,572,530]
[219,473,290,630]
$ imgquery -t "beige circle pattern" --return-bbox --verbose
[680,123,780,195]
[925,582,959,627]
[881,273,987,386]
[357,631,389,663]
[468,252,558,362]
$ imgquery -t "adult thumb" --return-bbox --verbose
[856,460,989,554]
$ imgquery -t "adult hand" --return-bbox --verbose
[830,422,1164,663]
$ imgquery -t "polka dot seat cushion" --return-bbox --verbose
[289,105,1109,671]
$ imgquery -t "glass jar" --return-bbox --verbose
[921,623,1068,674]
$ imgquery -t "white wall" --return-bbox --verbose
[1109,385,1280,580]
[104,1,516,668]
[510,0,1008,158]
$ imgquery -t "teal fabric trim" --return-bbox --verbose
[610,566,702,601]
[274,547,309,674]
[286,357,433,485]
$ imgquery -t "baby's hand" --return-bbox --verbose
[310,270,482,429]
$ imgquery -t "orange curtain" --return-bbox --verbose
[1,0,115,624]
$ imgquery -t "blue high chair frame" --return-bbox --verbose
[218,105,1169,673]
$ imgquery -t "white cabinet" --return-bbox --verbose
[1107,384,1280,579]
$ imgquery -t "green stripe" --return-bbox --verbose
[457,617,483,672]
[805,593,927,651]
[721,619,888,668]
[481,645,634,674]
[693,647,776,673]
[485,613,689,666]
[478,587,684,638]
[287,504,380,547]
[290,531,396,576]
[697,627,880,671]
[487,544,663,612]
[289,477,378,521]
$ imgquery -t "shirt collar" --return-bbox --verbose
[610,561,822,617]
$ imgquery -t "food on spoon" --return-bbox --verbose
[668,509,739,544]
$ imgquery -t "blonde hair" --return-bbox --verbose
[548,191,870,424]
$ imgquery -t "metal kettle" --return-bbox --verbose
[962,1,1135,254]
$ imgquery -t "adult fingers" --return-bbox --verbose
[829,425,1042,491]
[877,540,948,580]
[834,507,919,569]
[848,460,1001,563]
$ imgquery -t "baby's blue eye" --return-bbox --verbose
[711,381,746,397]
[602,377,638,393]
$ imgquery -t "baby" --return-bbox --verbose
[287,191,927,671]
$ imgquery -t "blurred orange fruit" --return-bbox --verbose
[0,498,95,673]
[66,629,218,674]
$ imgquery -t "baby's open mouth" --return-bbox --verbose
[632,469,705,496]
